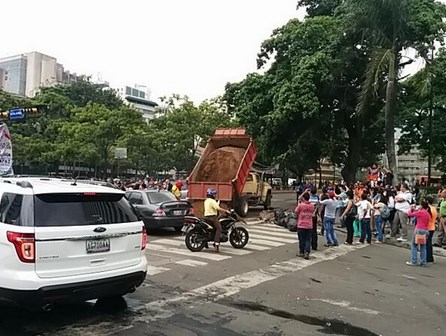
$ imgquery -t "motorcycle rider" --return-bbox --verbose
[204,188,231,252]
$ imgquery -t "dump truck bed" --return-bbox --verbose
[187,128,256,201]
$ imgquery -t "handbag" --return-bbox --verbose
[415,233,427,245]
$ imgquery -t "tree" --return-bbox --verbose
[343,0,446,183]
[399,48,446,175]
[149,96,235,174]
[225,15,385,183]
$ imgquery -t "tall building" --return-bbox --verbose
[0,51,82,97]
[395,129,442,183]
[0,54,28,96]
[0,68,4,90]
[117,85,160,122]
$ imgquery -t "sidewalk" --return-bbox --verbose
[334,225,446,258]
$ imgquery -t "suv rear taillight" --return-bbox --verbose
[141,226,147,250]
[7,231,35,263]
[153,209,166,217]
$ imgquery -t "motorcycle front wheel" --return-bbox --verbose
[229,227,249,249]
[185,229,206,252]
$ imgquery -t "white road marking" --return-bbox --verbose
[53,244,368,335]
[138,244,368,322]
[243,244,270,251]
[309,298,380,315]
[255,223,292,231]
[248,239,284,247]
[151,239,187,247]
[244,220,265,225]
[147,265,170,275]
[248,228,296,238]
[217,248,252,255]
[248,233,296,244]
[174,259,208,267]
[147,244,232,261]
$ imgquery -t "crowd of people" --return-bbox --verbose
[294,170,446,267]
[106,177,186,199]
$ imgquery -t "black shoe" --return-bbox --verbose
[204,242,209,249]
[312,247,318,251]
[297,252,304,257]
[433,243,441,247]
[304,252,310,260]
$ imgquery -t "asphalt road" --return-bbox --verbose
[1,191,445,336]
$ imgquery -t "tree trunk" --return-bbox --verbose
[342,122,362,185]
[385,52,398,185]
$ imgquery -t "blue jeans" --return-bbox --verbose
[411,229,428,266]
[360,218,372,244]
[323,217,338,246]
[374,215,383,242]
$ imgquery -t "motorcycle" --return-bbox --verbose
[181,210,249,252]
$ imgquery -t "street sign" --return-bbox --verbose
[115,147,127,159]
[8,108,25,121]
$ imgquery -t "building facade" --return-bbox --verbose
[0,51,82,97]
[117,85,160,122]
[0,54,28,96]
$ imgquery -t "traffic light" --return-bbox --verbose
[0,107,44,122]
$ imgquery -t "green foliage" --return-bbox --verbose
[399,48,446,172]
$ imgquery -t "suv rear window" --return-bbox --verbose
[34,193,139,227]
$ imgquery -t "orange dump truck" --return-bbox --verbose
[187,128,272,217]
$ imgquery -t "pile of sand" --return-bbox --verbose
[195,146,246,182]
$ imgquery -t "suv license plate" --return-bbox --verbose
[174,210,184,216]
[86,239,110,253]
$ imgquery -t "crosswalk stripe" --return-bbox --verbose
[248,239,283,247]
[248,233,296,244]
[147,265,170,275]
[243,244,270,251]
[147,244,232,261]
[150,238,252,256]
[256,224,294,231]
[248,228,296,238]
[218,248,252,255]
[151,239,187,248]
[174,259,208,267]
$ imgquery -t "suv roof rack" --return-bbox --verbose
[16,180,33,189]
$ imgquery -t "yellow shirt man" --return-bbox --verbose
[172,185,181,199]
[204,198,219,217]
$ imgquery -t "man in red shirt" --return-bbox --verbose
[295,191,315,259]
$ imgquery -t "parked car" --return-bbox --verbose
[0,177,147,310]
[125,190,193,231]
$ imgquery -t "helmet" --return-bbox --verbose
[206,188,217,198]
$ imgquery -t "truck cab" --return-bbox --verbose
[239,172,272,215]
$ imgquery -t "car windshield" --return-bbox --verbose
[146,192,176,204]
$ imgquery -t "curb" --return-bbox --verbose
[334,227,446,258]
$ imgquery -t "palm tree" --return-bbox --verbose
[346,0,410,184]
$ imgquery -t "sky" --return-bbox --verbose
[0,0,304,103]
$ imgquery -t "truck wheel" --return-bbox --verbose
[235,197,249,217]
[263,191,272,210]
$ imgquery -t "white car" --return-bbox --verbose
[0,177,147,310]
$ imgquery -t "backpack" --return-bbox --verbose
[381,205,391,220]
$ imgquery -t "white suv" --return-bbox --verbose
[0,177,147,310]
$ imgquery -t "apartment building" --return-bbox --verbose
[0,51,82,97]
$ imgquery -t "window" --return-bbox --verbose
[127,192,143,205]
[0,193,34,226]
[34,193,139,227]
[125,86,132,95]
[146,192,176,204]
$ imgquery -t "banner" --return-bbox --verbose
[0,124,13,175]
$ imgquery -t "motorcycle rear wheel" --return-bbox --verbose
[185,229,206,252]
[229,227,249,249]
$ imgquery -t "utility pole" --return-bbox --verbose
[427,47,434,189]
